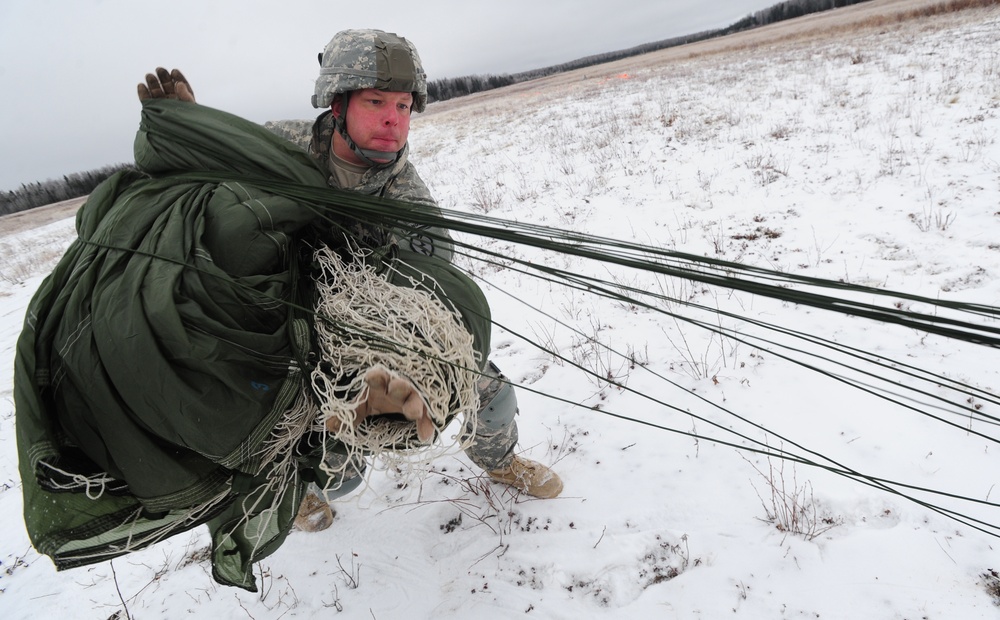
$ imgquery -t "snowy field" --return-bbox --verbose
[2,3,1000,618]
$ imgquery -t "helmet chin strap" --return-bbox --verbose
[334,93,401,167]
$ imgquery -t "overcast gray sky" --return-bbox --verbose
[0,0,777,192]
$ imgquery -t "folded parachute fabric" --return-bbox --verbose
[13,100,486,591]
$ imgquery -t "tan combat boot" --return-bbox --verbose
[293,489,334,532]
[488,455,563,499]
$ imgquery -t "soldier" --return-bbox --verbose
[139,29,563,533]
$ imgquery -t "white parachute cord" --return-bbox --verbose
[37,461,116,500]
[310,243,480,486]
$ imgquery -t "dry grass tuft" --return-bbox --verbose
[857,0,1000,28]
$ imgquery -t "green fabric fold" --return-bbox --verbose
[15,99,491,590]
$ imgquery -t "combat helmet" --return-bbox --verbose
[313,29,427,166]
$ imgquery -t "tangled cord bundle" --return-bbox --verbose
[309,244,480,483]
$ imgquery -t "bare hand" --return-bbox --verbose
[137,67,196,103]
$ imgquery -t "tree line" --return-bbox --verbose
[427,0,871,103]
[0,164,132,217]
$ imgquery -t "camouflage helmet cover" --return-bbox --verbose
[312,29,428,112]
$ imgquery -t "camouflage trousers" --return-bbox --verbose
[315,361,519,501]
[463,361,520,471]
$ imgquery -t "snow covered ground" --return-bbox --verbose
[2,4,1000,618]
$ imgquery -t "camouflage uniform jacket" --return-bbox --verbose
[306,112,516,472]
[307,110,453,261]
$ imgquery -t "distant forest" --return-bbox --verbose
[0,164,132,217]
[2,0,869,216]
[426,0,872,103]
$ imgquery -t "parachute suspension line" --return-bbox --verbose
[288,185,1000,343]
[477,293,1000,537]
[174,173,995,327]
[179,172,998,342]
[427,216,1000,345]
[76,179,1000,537]
[443,239,1000,536]
[458,244,1000,430]
[37,461,117,500]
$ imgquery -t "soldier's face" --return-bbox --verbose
[333,89,413,164]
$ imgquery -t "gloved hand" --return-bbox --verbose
[344,367,435,443]
[137,67,196,103]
